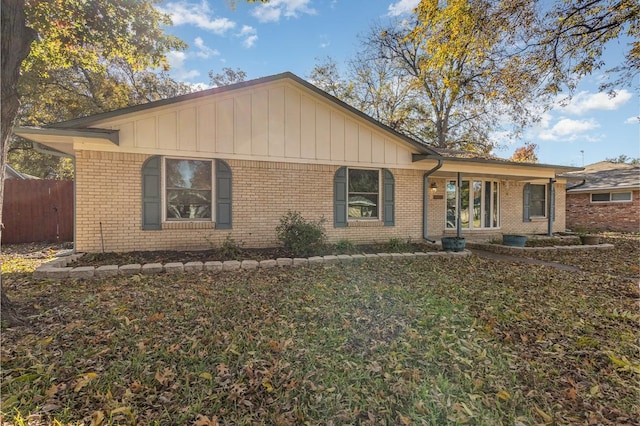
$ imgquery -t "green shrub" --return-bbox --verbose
[276,211,327,257]
[218,234,244,260]
[334,239,356,254]
[385,237,413,253]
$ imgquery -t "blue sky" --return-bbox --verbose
[158,0,639,167]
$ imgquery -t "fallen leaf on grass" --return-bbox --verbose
[195,415,219,426]
[74,372,99,392]
[110,407,135,424]
[495,390,511,401]
[534,405,553,423]
[155,367,176,386]
[91,410,105,426]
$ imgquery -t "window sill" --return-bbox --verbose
[529,217,547,222]
[163,221,216,230]
[348,220,383,228]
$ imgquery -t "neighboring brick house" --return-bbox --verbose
[15,72,580,253]
[565,161,640,233]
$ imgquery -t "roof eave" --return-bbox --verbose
[13,126,119,157]
[413,153,583,173]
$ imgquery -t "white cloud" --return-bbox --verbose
[160,1,236,34]
[243,34,258,48]
[538,118,600,141]
[624,116,639,124]
[165,51,201,80]
[387,0,420,17]
[238,25,258,48]
[193,37,219,59]
[558,89,633,115]
[251,0,316,23]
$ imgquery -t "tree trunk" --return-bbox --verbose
[1,0,37,327]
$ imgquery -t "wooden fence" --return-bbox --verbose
[2,180,73,244]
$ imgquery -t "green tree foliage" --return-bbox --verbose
[313,1,637,153]
[209,67,247,87]
[313,1,542,153]
[10,61,193,178]
[605,155,640,165]
[23,0,185,76]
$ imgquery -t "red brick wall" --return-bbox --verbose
[566,190,640,232]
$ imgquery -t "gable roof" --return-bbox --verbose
[14,71,581,177]
[565,161,640,192]
[46,72,438,157]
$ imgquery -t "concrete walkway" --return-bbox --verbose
[469,249,581,272]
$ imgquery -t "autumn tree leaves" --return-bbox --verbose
[311,0,638,153]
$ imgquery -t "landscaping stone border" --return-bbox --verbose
[33,241,614,281]
[33,250,471,281]
[466,241,614,255]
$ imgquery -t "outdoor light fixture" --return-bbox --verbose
[430,182,438,193]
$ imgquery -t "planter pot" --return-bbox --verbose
[441,237,466,252]
[580,235,600,245]
[502,234,527,247]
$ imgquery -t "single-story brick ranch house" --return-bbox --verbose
[564,161,640,233]
[15,72,581,253]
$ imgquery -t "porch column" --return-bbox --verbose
[457,172,462,238]
[548,178,556,236]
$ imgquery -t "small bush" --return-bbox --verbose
[276,211,327,257]
[334,239,356,254]
[218,234,244,260]
[385,237,413,253]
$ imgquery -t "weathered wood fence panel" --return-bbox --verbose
[2,180,73,243]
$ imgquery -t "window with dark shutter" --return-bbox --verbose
[334,167,347,228]
[383,169,395,226]
[215,159,232,229]
[142,156,161,230]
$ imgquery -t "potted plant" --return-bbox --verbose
[579,234,600,245]
[502,234,527,247]
[441,236,466,252]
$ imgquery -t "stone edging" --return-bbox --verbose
[465,241,614,255]
[34,250,472,280]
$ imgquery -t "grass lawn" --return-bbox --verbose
[1,234,638,425]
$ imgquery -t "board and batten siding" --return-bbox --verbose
[87,81,413,167]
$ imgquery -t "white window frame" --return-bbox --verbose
[347,168,381,221]
[590,191,633,203]
[163,157,215,222]
[446,179,500,230]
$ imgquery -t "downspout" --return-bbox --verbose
[422,159,444,243]
[548,178,556,237]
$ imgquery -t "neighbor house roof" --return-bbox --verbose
[5,165,38,180]
[565,161,640,192]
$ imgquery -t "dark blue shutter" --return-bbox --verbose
[549,181,555,222]
[383,169,395,226]
[142,156,161,230]
[215,159,232,229]
[334,167,347,228]
[523,183,531,222]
